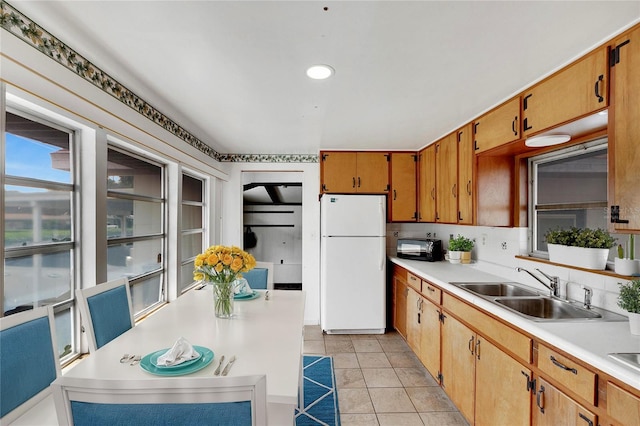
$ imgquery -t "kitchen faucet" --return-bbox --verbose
[516,267,560,297]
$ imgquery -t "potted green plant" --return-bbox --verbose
[544,227,616,270]
[618,279,640,335]
[615,235,639,276]
[448,234,474,264]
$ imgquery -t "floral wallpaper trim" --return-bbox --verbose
[0,1,318,164]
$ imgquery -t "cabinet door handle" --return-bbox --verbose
[431,188,435,200]
[550,355,578,374]
[452,184,457,198]
[512,116,518,136]
[468,336,475,355]
[458,211,463,221]
[357,177,361,188]
[466,180,471,196]
[475,339,481,360]
[536,385,545,413]
[352,177,356,188]
[594,74,604,103]
[578,413,594,426]
[393,189,397,200]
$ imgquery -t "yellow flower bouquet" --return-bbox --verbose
[194,245,256,317]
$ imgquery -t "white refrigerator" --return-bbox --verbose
[320,194,386,334]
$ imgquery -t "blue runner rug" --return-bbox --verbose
[295,355,340,426]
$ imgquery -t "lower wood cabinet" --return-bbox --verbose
[534,377,597,426]
[607,381,640,426]
[392,269,408,339]
[441,313,476,422]
[417,295,441,380]
[441,313,531,425]
[406,287,421,353]
[390,264,640,426]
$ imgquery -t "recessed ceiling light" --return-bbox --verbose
[525,134,571,147]
[306,64,334,80]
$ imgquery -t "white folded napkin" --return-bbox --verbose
[234,278,252,295]
[156,337,200,366]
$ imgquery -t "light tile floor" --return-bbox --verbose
[303,325,469,426]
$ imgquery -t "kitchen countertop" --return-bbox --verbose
[389,256,640,392]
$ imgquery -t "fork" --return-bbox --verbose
[119,353,132,363]
[221,355,236,376]
[130,355,141,366]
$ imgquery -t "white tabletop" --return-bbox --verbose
[64,289,306,407]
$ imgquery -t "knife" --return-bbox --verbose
[221,356,236,376]
[213,355,225,376]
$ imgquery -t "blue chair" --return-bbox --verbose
[76,277,134,353]
[242,262,273,290]
[52,375,267,426]
[0,306,61,424]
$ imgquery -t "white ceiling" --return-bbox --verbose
[8,1,640,156]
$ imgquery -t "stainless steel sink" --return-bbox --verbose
[608,353,640,373]
[452,282,540,297]
[451,281,627,322]
[494,296,602,320]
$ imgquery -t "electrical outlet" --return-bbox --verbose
[449,234,454,240]
[501,241,508,250]
[481,233,487,246]
[393,231,399,237]
[426,232,432,237]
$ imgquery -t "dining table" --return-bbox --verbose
[61,287,306,425]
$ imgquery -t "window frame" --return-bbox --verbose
[2,107,80,365]
[528,138,608,257]
[179,171,206,294]
[106,145,167,317]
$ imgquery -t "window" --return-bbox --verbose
[106,147,165,315]
[529,140,608,255]
[180,173,205,293]
[3,111,76,360]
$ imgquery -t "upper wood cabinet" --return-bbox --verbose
[522,47,608,137]
[417,144,436,222]
[435,134,458,223]
[389,152,417,222]
[320,151,389,194]
[457,125,474,224]
[473,97,521,154]
[609,25,640,231]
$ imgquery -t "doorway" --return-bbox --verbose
[242,172,302,290]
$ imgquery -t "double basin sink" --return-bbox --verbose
[450,282,627,322]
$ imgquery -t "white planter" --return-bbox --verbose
[446,251,461,264]
[628,312,640,335]
[547,244,609,270]
[615,258,640,276]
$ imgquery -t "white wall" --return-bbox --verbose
[389,222,630,316]
[222,163,321,325]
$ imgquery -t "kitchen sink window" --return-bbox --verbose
[529,139,608,256]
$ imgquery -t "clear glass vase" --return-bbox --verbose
[212,280,235,318]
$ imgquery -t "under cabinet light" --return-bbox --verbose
[525,134,571,147]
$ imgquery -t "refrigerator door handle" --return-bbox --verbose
[379,237,385,271]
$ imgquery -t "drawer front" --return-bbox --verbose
[422,280,442,304]
[538,344,596,405]
[607,381,640,426]
[442,293,531,363]
[407,272,422,292]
